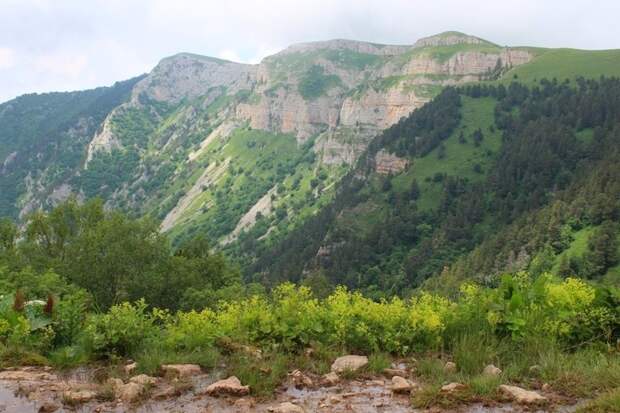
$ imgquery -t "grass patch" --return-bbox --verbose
[226,351,291,398]
[503,48,620,83]
[134,343,221,376]
[577,388,620,413]
[367,352,391,374]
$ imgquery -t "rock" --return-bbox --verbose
[331,355,368,373]
[152,384,177,400]
[205,376,250,397]
[288,369,313,388]
[483,364,502,377]
[321,372,340,386]
[118,382,144,403]
[444,361,457,373]
[129,374,158,386]
[541,383,550,392]
[383,368,407,378]
[38,401,61,413]
[268,402,306,413]
[161,364,201,378]
[499,384,547,404]
[106,377,124,391]
[123,362,137,375]
[0,370,56,381]
[234,397,256,412]
[441,382,466,393]
[63,390,97,404]
[390,376,416,394]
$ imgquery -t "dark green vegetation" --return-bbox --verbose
[0,76,143,218]
[248,78,620,300]
[0,208,619,401]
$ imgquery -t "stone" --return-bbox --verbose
[441,382,466,393]
[321,372,340,386]
[106,377,124,392]
[161,364,201,378]
[38,401,61,413]
[443,361,457,373]
[268,402,306,413]
[233,397,256,412]
[205,376,250,397]
[0,370,56,381]
[63,390,97,404]
[123,362,137,375]
[383,368,407,378]
[499,385,547,404]
[483,364,502,377]
[390,376,416,394]
[129,374,158,386]
[288,369,313,388]
[331,355,368,373]
[118,382,144,403]
[152,384,178,400]
[541,383,551,392]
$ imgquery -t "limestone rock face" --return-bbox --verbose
[374,150,409,175]
[132,53,257,104]
[331,355,368,373]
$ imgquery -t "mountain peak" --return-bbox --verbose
[413,31,495,48]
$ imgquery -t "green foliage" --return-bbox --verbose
[298,65,342,100]
[84,300,164,358]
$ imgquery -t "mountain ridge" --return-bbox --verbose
[1,31,620,257]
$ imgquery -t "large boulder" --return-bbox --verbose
[331,355,368,373]
[205,376,250,397]
[161,364,201,378]
[499,385,547,404]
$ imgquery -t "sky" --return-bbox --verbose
[1,0,618,103]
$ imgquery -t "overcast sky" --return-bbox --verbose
[1,0,618,103]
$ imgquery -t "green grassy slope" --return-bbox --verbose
[505,48,620,82]
[392,96,501,210]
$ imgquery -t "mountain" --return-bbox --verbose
[1,31,620,291]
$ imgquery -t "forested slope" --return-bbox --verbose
[246,78,620,297]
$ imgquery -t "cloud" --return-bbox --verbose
[0,0,619,103]
[34,53,88,78]
[217,49,243,63]
[0,47,16,69]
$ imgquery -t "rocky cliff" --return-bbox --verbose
[6,31,537,245]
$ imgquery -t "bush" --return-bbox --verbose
[83,300,164,358]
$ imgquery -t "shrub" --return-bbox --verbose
[83,300,164,358]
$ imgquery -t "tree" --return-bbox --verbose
[584,222,619,277]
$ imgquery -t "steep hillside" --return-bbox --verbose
[247,78,620,296]
[0,76,143,218]
[2,31,620,256]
